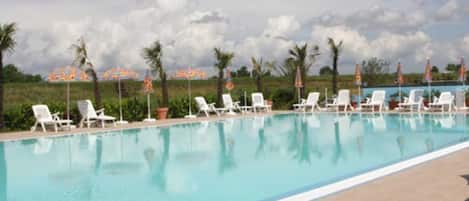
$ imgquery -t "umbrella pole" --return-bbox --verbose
[185,76,196,118]
[117,76,127,124]
[147,94,151,119]
[358,86,361,109]
[399,84,402,104]
[244,90,247,113]
[298,87,301,104]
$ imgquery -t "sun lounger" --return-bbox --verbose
[195,96,226,117]
[429,92,454,112]
[222,94,245,114]
[251,93,272,113]
[326,89,353,112]
[77,100,116,128]
[31,104,73,133]
[293,92,321,112]
[398,89,424,112]
[361,90,386,112]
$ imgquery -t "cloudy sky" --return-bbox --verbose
[1,0,469,76]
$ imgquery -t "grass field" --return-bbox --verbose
[4,75,363,110]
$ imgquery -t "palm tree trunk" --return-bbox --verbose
[332,56,338,95]
[88,69,102,108]
[0,52,4,129]
[301,69,306,97]
[161,72,169,107]
[217,68,224,107]
[256,74,262,93]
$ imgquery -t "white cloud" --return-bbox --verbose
[262,16,300,38]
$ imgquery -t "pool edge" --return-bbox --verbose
[279,140,469,201]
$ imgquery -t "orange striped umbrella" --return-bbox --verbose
[354,64,362,86]
[396,62,404,85]
[423,58,432,83]
[225,67,234,91]
[294,66,303,88]
[143,69,154,94]
[459,57,466,82]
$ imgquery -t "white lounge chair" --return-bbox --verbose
[222,94,243,114]
[77,100,116,128]
[398,89,424,112]
[429,92,454,112]
[31,105,73,133]
[293,92,321,112]
[195,96,226,117]
[361,90,386,112]
[251,93,272,113]
[326,89,353,112]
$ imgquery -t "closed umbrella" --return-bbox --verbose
[423,58,432,103]
[354,64,362,109]
[174,67,207,118]
[225,67,236,115]
[294,66,303,104]
[102,67,138,124]
[396,61,404,103]
[459,57,466,84]
[143,69,156,122]
[48,66,89,128]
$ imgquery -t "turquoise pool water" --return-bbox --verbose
[1,113,469,201]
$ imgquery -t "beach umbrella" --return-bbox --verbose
[102,67,138,124]
[225,67,236,115]
[294,66,303,104]
[354,64,362,108]
[143,69,156,122]
[459,57,466,83]
[396,61,405,102]
[48,66,89,127]
[174,67,207,118]
[423,58,432,103]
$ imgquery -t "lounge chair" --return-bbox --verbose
[251,93,272,113]
[429,92,454,112]
[222,94,243,114]
[326,89,353,112]
[398,89,424,112]
[195,96,226,117]
[31,104,73,133]
[293,92,321,112]
[361,90,386,112]
[77,100,116,128]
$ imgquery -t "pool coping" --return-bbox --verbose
[279,138,469,201]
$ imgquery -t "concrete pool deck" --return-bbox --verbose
[1,110,469,200]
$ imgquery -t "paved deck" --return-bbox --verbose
[322,148,469,201]
[0,111,290,142]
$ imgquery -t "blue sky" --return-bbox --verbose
[1,0,469,76]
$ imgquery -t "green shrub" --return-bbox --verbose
[270,88,295,110]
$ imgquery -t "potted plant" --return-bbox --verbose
[423,89,440,107]
[465,89,469,106]
[388,91,403,110]
[143,40,169,120]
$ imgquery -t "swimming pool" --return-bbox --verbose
[1,113,468,201]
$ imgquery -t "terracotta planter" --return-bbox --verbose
[423,100,429,107]
[388,100,399,110]
[156,108,169,120]
[466,99,469,107]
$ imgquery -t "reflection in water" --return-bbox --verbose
[396,136,405,158]
[332,115,349,165]
[144,128,170,192]
[95,136,103,174]
[217,123,236,174]
[425,138,434,152]
[255,128,266,159]
[289,118,312,164]
[0,144,6,201]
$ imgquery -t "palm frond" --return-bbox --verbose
[0,23,17,53]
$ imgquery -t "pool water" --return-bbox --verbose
[1,113,469,201]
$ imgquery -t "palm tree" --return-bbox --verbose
[327,38,343,95]
[0,23,17,129]
[288,43,320,97]
[251,57,267,93]
[213,48,234,106]
[71,37,102,107]
[143,40,169,107]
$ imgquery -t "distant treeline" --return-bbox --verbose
[3,64,43,83]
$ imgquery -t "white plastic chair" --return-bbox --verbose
[398,89,424,112]
[326,89,353,112]
[77,100,116,128]
[429,92,454,112]
[222,94,243,114]
[31,105,73,133]
[361,90,386,112]
[251,93,271,113]
[195,96,225,117]
[293,92,321,112]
